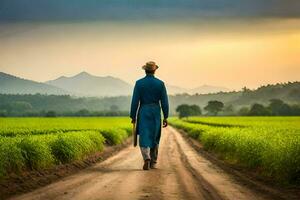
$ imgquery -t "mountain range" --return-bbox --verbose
[46,72,133,96]
[0,71,231,96]
[0,72,66,95]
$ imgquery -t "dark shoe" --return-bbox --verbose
[143,159,150,170]
[150,161,157,169]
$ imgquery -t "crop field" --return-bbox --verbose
[0,117,132,179]
[169,117,300,184]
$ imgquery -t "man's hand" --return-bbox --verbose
[163,119,168,128]
[131,119,136,124]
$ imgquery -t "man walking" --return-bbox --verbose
[130,61,169,170]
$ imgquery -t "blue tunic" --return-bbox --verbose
[130,74,169,148]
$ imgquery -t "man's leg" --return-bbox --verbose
[140,147,151,160]
[150,145,159,168]
[140,147,151,170]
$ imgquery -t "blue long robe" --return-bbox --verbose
[130,74,169,148]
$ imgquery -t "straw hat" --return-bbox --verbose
[142,61,159,71]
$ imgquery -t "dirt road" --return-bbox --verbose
[10,127,274,200]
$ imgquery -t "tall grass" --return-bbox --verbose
[0,117,132,179]
[0,137,24,176]
[169,117,300,184]
[50,131,105,163]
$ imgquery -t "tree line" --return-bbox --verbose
[0,101,128,117]
[0,83,300,118]
[176,99,300,118]
[0,82,299,116]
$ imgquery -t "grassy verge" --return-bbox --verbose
[0,117,132,179]
[169,117,300,185]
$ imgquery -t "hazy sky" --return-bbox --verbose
[0,1,300,90]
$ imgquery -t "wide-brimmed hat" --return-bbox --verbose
[142,61,159,71]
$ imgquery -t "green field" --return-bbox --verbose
[169,117,300,184]
[2,117,300,185]
[0,117,132,179]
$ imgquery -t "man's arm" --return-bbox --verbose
[161,83,169,127]
[130,82,140,123]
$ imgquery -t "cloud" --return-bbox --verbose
[0,0,300,21]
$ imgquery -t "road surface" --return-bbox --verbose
[10,127,272,200]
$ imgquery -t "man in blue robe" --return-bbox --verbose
[130,61,169,170]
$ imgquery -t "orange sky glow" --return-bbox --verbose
[0,19,299,90]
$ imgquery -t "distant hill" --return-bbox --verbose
[0,71,231,97]
[231,82,300,106]
[0,72,67,95]
[45,71,230,96]
[46,71,132,97]
[188,85,230,94]
[166,85,187,95]
[168,82,300,111]
[166,84,230,95]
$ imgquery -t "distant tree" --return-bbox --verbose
[110,105,119,112]
[176,104,191,119]
[0,110,7,117]
[242,87,251,93]
[10,101,32,112]
[204,101,224,115]
[288,89,300,101]
[238,107,250,116]
[290,105,300,116]
[76,109,90,116]
[39,110,46,116]
[45,111,56,117]
[269,99,292,116]
[24,111,40,117]
[176,104,201,118]
[248,104,270,116]
[190,105,202,116]
[223,104,235,116]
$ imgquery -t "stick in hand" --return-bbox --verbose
[132,119,137,147]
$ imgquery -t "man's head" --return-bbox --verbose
[142,61,159,74]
